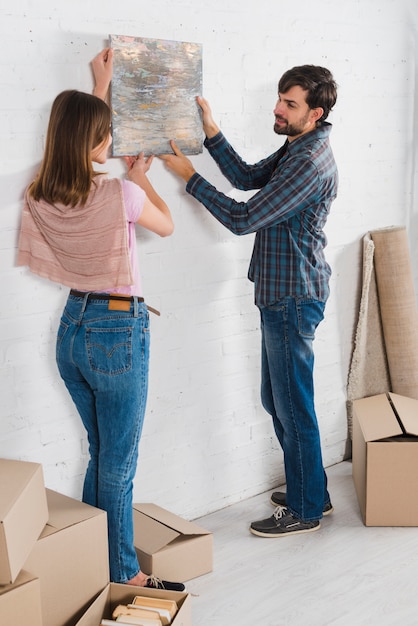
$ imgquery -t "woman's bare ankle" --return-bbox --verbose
[126,571,148,587]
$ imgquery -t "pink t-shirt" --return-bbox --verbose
[107,179,146,297]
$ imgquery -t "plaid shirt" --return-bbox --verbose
[186,123,338,306]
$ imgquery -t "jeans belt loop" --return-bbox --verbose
[80,292,91,316]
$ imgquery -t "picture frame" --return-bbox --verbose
[110,34,203,157]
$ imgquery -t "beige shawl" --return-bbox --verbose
[17,176,134,290]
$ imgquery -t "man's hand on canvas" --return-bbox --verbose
[196,96,220,139]
[92,48,114,100]
[159,141,196,182]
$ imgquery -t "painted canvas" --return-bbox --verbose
[110,34,203,157]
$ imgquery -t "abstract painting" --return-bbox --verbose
[109,34,203,157]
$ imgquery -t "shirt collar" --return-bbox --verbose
[286,121,332,154]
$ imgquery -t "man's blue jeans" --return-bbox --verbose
[56,293,150,583]
[259,297,330,521]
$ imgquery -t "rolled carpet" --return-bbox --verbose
[346,234,391,437]
[370,226,418,400]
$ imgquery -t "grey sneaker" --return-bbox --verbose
[250,505,320,537]
[270,491,334,516]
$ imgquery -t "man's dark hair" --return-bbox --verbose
[278,65,337,121]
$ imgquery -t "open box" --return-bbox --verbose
[133,503,213,582]
[74,582,192,626]
[352,392,418,526]
[0,458,48,584]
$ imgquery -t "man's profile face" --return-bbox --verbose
[273,85,319,141]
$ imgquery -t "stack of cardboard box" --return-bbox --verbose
[0,458,109,626]
[0,458,213,626]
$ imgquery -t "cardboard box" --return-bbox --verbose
[74,582,192,626]
[133,503,213,582]
[24,488,110,626]
[353,392,418,526]
[0,570,43,626]
[0,458,48,584]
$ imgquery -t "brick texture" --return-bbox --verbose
[0,0,416,519]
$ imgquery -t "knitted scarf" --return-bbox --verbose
[17,176,134,291]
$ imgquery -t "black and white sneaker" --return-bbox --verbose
[145,575,185,592]
[250,505,320,537]
[270,491,334,516]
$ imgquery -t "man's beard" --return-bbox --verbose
[274,111,310,137]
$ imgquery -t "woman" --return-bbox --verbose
[17,49,183,590]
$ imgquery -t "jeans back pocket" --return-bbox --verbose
[86,326,133,375]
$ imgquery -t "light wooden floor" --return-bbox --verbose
[187,461,418,626]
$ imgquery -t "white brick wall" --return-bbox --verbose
[1,0,417,519]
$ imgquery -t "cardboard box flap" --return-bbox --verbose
[42,489,105,535]
[133,503,210,554]
[0,459,43,519]
[135,503,211,537]
[388,393,418,436]
[353,394,403,441]
[0,459,48,584]
[134,511,180,553]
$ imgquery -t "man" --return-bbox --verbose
[160,65,338,537]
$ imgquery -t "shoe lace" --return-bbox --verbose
[147,575,165,589]
[273,505,288,521]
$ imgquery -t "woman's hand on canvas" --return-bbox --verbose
[159,141,196,182]
[124,154,174,237]
[196,96,220,139]
[92,48,114,100]
[124,153,154,180]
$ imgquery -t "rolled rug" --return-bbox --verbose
[370,226,418,400]
[346,234,391,437]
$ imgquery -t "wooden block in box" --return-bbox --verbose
[24,488,110,626]
[0,570,42,626]
[0,458,48,584]
[75,583,192,626]
[133,503,213,582]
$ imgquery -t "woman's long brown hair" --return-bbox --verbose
[29,90,111,207]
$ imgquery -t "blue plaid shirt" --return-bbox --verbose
[186,123,338,306]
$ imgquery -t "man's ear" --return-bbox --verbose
[311,107,324,122]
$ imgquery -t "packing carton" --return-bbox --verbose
[24,488,109,626]
[0,570,42,626]
[352,392,418,526]
[133,503,213,582]
[0,458,48,584]
[74,582,192,626]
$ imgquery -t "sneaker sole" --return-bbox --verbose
[270,496,334,516]
[250,522,321,538]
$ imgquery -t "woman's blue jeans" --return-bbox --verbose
[56,292,150,583]
[259,297,330,521]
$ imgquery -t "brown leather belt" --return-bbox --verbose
[69,290,160,316]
